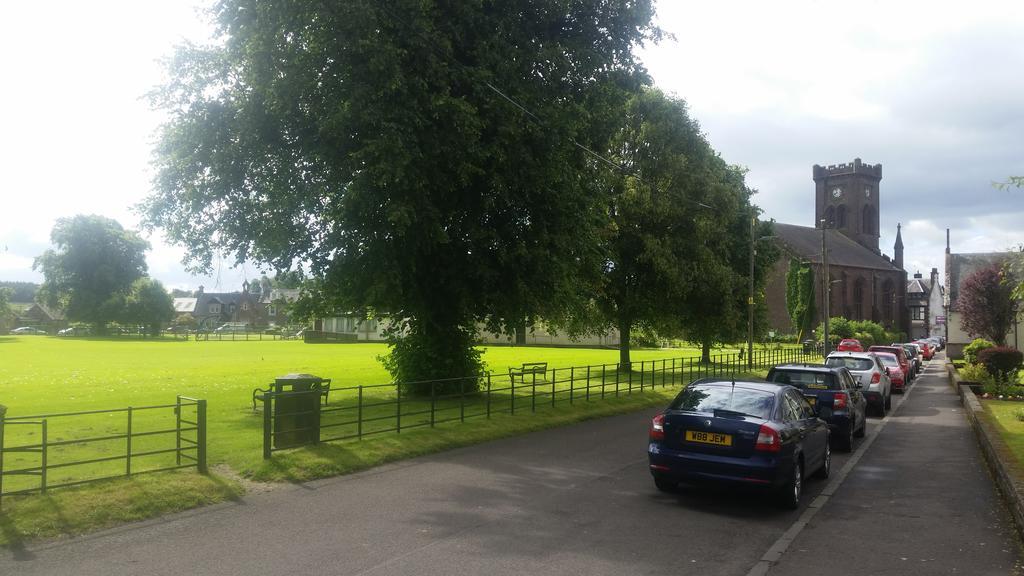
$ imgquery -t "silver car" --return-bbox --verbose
[825,351,892,417]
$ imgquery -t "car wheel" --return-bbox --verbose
[814,443,831,479]
[836,423,854,452]
[780,459,803,510]
[654,477,677,493]
[854,414,866,438]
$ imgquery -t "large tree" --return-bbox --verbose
[123,277,176,336]
[34,215,150,334]
[143,1,659,389]
[593,88,714,368]
[959,263,1017,345]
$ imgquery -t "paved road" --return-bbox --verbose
[2,355,1021,575]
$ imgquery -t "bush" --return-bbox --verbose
[964,338,996,364]
[958,363,992,384]
[850,320,886,347]
[978,346,1024,378]
[852,331,875,348]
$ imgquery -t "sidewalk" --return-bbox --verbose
[769,356,1024,575]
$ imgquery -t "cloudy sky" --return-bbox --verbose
[2,0,1022,291]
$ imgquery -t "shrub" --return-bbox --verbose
[964,338,996,364]
[958,363,992,384]
[850,320,886,347]
[1014,408,1024,422]
[852,331,875,348]
[977,346,1024,378]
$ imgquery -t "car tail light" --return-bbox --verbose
[650,414,665,442]
[871,372,881,384]
[755,424,781,453]
[833,392,848,410]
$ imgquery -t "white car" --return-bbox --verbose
[825,351,892,417]
[10,326,47,335]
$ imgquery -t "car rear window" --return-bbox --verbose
[876,354,899,368]
[669,386,775,419]
[825,357,874,371]
[767,370,838,390]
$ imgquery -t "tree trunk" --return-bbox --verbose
[618,317,632,372]
[514,320,527,345]
[701,340,711,364]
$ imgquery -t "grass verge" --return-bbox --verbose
[0,470,243,547]
[983,400,1024,472]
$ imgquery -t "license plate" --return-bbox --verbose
[685,430,733,446]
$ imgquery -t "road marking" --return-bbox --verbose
[744,360,934,576]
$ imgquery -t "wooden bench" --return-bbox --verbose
[508,362,548,386]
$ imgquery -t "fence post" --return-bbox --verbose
[586,366,591,401]
[175,396,182,466]
[551,368,556,408]
[639,361,644,392]
[126,406,133,477]
[396,384,402,434]
[531,371,537,413]
[263,393,272,459]
[460,379,465,423]
[358,386,364,439]
[569,367,575,405]
[486,374,492,418]
[196,399,207,474]
[41,419,48,493]
[601,365,607,399]
[0,404,5,509]
[430,381,436,428]
[511,373,516,415]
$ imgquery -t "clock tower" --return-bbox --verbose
[813,158,882,253]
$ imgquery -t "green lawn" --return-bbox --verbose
[0,335,807,544]
[983,400,1024,469]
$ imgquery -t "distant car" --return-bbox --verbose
[648,379,830,509]
[766,364,867,452]
[899,343,922,376]
[825,352,892,416]
[10,326,47,335]
[914,341,934,360]
[57,326,90,337]
[869,346,913,383]
[836,338,864,352]
[214,323,250,334]
[874,352,906,394]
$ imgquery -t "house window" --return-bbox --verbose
[242,302,250,312]
[912,307,925,320]
[209,303,221,314]
[268,305,277,317]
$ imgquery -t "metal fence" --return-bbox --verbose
[258,347,818,458]
[193,330,288,342]
[0,397,207,507]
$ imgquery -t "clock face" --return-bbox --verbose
[831,188,842,198]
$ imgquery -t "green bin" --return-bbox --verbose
[273,373,324,449]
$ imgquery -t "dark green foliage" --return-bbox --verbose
[379,318,482,396]
[977,346,1021,375]
[34,215,150,334]
[143,0,660,387]
[958,263,1016,345]
[785,259,815,340]
[0,281,39,302]
[965,338,996,364]
[123,278,176,336]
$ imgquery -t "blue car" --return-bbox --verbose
[648,379,830,509]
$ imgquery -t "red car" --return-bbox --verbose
[915,341,934,360]
[837,338,863,352]
[868,345,912,383]
[874,352,906,393]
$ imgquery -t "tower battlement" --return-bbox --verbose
[812,158,882,180]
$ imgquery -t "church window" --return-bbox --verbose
[852,278,865,319]
[862,205,874,234]
[836,205,847,228]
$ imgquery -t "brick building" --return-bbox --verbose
[766,159,909,337]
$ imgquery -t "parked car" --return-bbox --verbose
[836,338,864,352]
[869,345,913,383]
[10,326,47,335]
[914,341,934,360]
[648,379,830,509]
[899,343,922,376]
[766,364,867,451]
[57,326,91,337]
[874,352,906,393]
[825,352,891,416]
[214,322,250,334]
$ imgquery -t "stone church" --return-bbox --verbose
[765,159,909,336]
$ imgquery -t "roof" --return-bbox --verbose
[173,298,198,313]
[263,288,301,305]
[771,223,903,272]
[23,302,64,321]
[947,251,1011,309]
[907,277,931,294]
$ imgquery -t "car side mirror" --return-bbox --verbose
[884,367,891,376]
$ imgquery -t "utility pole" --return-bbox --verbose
[821,219,830,359]
[748,216,755,370]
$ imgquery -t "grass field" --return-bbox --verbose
[0,335,803,544]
